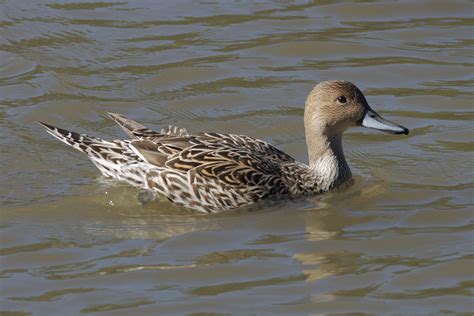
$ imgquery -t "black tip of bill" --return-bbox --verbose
[399,126,410,135]
[361,109,409,135]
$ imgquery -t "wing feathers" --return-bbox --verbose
[129,140,168,167]
[108,112,150,139]
[108,112,189,139]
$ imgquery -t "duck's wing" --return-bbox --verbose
[131,132,295,177]
[130,133,296,212]
[108,112,189,140]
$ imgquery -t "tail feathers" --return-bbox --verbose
[38,121,97,153]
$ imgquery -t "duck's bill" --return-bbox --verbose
[361,109,409,135]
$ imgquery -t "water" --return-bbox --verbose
[1,0,473,314]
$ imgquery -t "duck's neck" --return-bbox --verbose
[305,126,351,190]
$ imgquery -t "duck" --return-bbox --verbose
[40,80,409,213]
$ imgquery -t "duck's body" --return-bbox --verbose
[40,119,332,212]
[40,81,408,213]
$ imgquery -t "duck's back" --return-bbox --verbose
[131,132,301,212]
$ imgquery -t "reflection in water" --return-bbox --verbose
[1,0,473,314]
[294,201,364,284]
[84,208,220,240]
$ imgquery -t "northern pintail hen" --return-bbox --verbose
[40,81,408,213]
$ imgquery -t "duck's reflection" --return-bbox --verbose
[82,172,387,284]
[83,200,220,240]
[292,174,389,283]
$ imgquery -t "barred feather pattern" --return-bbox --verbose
[40,113,324,213]
[39,122,155,187]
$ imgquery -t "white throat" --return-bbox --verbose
[311,150,351,190]
[306,128,352,190]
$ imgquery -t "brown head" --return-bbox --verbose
[304,80,409,136]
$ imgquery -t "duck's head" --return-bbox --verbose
[304,80,409,136]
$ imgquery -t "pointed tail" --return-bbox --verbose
[39,121,149,185]
[38,121,96,153]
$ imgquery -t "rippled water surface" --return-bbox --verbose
[1,0,473,315]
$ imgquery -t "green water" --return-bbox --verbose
[0,0,473,315]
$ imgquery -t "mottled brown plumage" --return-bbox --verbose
[40,81,409,212]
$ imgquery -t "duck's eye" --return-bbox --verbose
[337,96,347,104]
